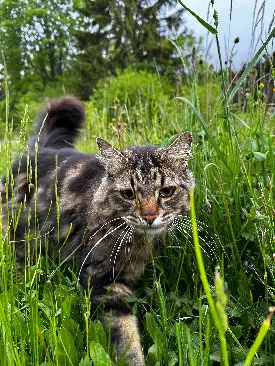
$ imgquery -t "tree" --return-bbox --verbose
[0,0,81,120]
[73,0,196,99]
[0,0,26,104]
[21,1,79,85]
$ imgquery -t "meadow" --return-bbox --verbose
[0,17,275,366]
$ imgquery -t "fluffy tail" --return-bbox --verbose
[29,95,85,150]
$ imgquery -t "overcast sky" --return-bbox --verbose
[181,0,275,70]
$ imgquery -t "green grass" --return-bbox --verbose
[1,14,275,366]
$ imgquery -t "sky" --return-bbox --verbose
[181,0,275,70]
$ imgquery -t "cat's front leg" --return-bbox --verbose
[92,283,144,366]
[104,310,144,365]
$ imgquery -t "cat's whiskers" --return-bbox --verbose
[180,221,217,258]
[181,216,227,259]
[125,226,134,255]
[167,226,182,246]
[175,224,212,260]
[109,225,130,275]
[168,216,217,261]
[50,216,128,275]
[111,225,134,281]
[89,216,128,232]
[109,231,125,269]
[78,221,127,279]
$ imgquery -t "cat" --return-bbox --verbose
[1,95,194,365]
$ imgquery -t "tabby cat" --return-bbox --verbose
[1,96,194,365]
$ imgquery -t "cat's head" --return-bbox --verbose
[96,133,194,234]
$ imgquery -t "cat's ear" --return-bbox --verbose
[96,137,131,175]
[155,132,192,171]
[165,132,192,158]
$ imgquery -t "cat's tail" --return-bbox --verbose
[29,95,85,150]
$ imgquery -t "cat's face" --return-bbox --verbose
[97,133,194,234]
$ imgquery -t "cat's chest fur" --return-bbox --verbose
[79,225,162,288]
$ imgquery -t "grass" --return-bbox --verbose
[1,5,275,366]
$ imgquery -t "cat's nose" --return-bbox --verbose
[140,197,159,225]
[142,214,158,225]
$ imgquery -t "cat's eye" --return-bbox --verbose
[159,186,175,198]
[121,189,136,200]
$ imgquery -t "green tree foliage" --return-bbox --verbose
[0,0,197,121]
[73,0,196,99]
[0,0,25,102]
[0,0,81,120]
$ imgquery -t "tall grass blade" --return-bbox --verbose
[177,0,218,34]
[244,307,275,366]
[176,97,231,171]
[228,26,275,103]
[190,188,229,366]
[175,323,183,366]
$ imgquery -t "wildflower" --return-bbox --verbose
[234,37,240,44]
[259,82,264,88]
[244,261,255,271]
[273,87,275,92]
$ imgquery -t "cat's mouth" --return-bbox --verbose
[125,216,167,234]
